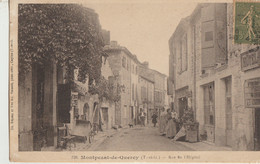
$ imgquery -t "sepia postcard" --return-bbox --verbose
[9,0,260,162]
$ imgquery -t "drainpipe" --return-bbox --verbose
[193,25,197,121]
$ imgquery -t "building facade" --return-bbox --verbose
[152,70,168,112]
[137,64,155,125]
[169,3,260,150]
[104,41,140,126]
[169,15,194,119]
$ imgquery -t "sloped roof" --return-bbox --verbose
[138,65,155,83]
[104,45,142,65]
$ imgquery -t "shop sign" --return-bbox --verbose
[71,92,78,107]
[241,47,260,71]
[245,77,260,108]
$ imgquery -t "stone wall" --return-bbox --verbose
[18,70,33,151]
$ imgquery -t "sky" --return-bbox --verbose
[85,1,198,75]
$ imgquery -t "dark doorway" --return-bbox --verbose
[130,106,134,123]
[32,65,46,151]
[57,84,71,124]
[255,108,260,150]
[178,97,188,118]
[225,77,232,146]
[115,103,121,125]
[101,107,109,130]
[203,82,215,143]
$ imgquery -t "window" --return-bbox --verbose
[108,76,115,92]
[136,66,138,74]
[122,56,126,68]
[178,41,182,73]
[127,59,129,71]
[132,64,134,74]
[154,91,162,103]
[132,83,134,100]
[182,34,188,71]
[149,89,153,102]
[203,83,215,125]
[178,33,188,73]
[205,31,213,41]
[141,87,147,101]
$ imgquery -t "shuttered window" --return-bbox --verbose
[203,83,215,125]
[141,87,147,101]
[205,31,213,41]
[182,34,188,71]
[122,56,126,68]
[132,83,134,100]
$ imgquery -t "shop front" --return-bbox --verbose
[244,77,260,150]
[175,86,192,118]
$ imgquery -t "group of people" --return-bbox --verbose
[159,108,178,139]
[139,109,160,127]
[138,108,179,140]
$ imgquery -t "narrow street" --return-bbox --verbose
[89,126,192,151]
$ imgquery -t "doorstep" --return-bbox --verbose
[175,140,232,151]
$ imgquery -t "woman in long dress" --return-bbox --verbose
[159,108,167,135]
[166,109,177,139]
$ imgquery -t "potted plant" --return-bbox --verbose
[181,108,199,143]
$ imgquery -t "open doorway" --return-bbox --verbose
[101,107,109,130]
[203,82,215,143]
[32,65,46,151]
[130,106,134,124]
[255,108,260,150]
[225,77,232,147]
[178,97,188,118]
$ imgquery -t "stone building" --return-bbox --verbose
[100,56,116,130]
[137,64,155,125]
[169,15,194,119]
[151,69,168,113]
[169,3,260,150]
[224,3,260,150]
[104,41,141,126]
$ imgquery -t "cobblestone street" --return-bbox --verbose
[65,126,191,151]
[92,126,192,151]
[62,125,231,151]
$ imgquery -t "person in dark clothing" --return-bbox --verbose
[151,112,158,127]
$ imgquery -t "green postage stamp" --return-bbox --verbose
[234,1,260,44]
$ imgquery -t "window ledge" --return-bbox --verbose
[200,73,209,78]
[178,70,187,75]
[215,64,228,72]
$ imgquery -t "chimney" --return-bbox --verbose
[142,61,149,68]
[101,30,110,45]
